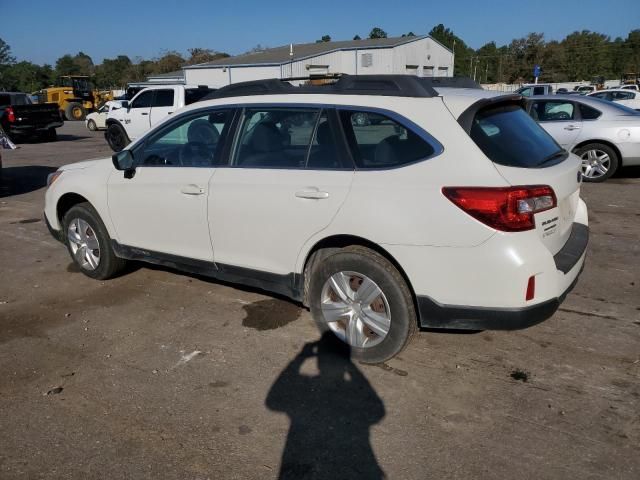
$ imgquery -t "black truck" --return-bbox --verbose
[0,92,63,142]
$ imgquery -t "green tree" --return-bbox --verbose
[0,38,15,66]
[316,35,331,43]
[429,23,473,77]
[353,35,361,41]
[185,48,229,66]
[94,55,132,88]
[369,27,387,39]
[153,51,185,74]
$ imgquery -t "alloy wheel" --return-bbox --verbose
[580,149,610,179]
[67,218,101,271]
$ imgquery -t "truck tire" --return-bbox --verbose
[65,103,86,121]
[45,128,57,142]
[106,123,130,152]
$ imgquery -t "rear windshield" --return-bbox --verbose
[470,104,565,168]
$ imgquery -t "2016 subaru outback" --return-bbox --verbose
[44,76,588,363]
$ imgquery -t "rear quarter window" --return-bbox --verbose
[470,104,564,168]
[339,110,435,169]
[579,104,601,120]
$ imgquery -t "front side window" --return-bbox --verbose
[339,110,435,169]
[530,101,575,121]
[471,104,564,168]
[233,108,319,168]
[518,87,533,97]
[153,90,174,107]
[136,109,232,167]
[130,91,153,109]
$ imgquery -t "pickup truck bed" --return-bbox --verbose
[0,92,63,141]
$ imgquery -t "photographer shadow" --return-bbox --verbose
[266,333,386,479]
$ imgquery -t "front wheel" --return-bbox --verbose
[87,119,97,131]
[574,143,619,182]
[308,246,417,363]
[63,203,127,280]
[105,123,130,152]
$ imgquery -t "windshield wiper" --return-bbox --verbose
[539,149,567,165]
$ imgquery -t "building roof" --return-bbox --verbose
[185,35,448,69]
[147,70,185,79]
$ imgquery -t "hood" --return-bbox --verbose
[58,157,112,172]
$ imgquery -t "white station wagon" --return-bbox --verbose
[44,76,588,362]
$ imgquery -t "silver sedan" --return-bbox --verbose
[525,95,640,182]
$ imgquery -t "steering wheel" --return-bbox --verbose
[178,141,214,166]
[556,111,571,120]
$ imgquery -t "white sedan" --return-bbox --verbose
[85,100,126,131]
[588,89,640,110]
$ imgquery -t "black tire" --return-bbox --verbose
[105,123,130,152]
[45,128,57,142]
[64,102,86,121]
[573,143,619,183]
[63,202,127,280]
[87,119,97,131]
[308,246,417,363]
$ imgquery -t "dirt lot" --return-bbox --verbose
[0,122,639,479]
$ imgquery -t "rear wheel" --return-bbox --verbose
[63,203,127,280]
[45,128,57,142]
[308,246,417,363]
[87,119,97,131]
[574,143,619,182]
[106,123,130,152]
[65,102,86,121]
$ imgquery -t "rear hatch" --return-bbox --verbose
[464,98,583,255]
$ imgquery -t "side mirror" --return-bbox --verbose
[112,150,136,178]
[121,101,129,109]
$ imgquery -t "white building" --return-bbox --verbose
[183,35,453,88]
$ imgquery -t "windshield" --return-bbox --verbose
[470,104,565,168]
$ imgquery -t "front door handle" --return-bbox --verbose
[295,189,329,200]
[564,124,580,130]
[141,112,149,116]
[180,184,205,195]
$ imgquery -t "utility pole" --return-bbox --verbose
[469,56,473,77]
[485,62,489,83]
[452,39,456,76]
[473,58,478,82]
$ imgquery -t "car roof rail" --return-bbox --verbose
[203,74,441,100]
[419,76,481,89]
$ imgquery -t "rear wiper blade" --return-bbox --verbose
[539,149,567,165]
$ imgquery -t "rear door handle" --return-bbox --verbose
[295,189,329,200]
[141,112,149,116]
[564,124,580,130]
[180,184,205,195]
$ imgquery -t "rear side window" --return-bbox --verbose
[153,90,174,107]
[470,104,564,168]
[339,110,434,169]
[579,104,601,120]
[185,88,214,105]
[0,94,10,107]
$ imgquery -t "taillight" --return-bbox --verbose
[5,107,15,123]
[442,185,557,232]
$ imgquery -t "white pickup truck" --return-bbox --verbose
[105,85,213,151]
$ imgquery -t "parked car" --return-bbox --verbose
[85,100,127,131]
[525,95,640,181]
[574,85,596,95]
[515,84,554,96]
[619,84,639,92]
[0,92,63,142]
[588,89,640,110]
[105,85,214,151]
[44,76,588,362]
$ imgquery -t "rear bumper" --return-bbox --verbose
[9,121,63,135]
[417,222,588,330]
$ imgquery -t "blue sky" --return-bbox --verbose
[3,0,639,65]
